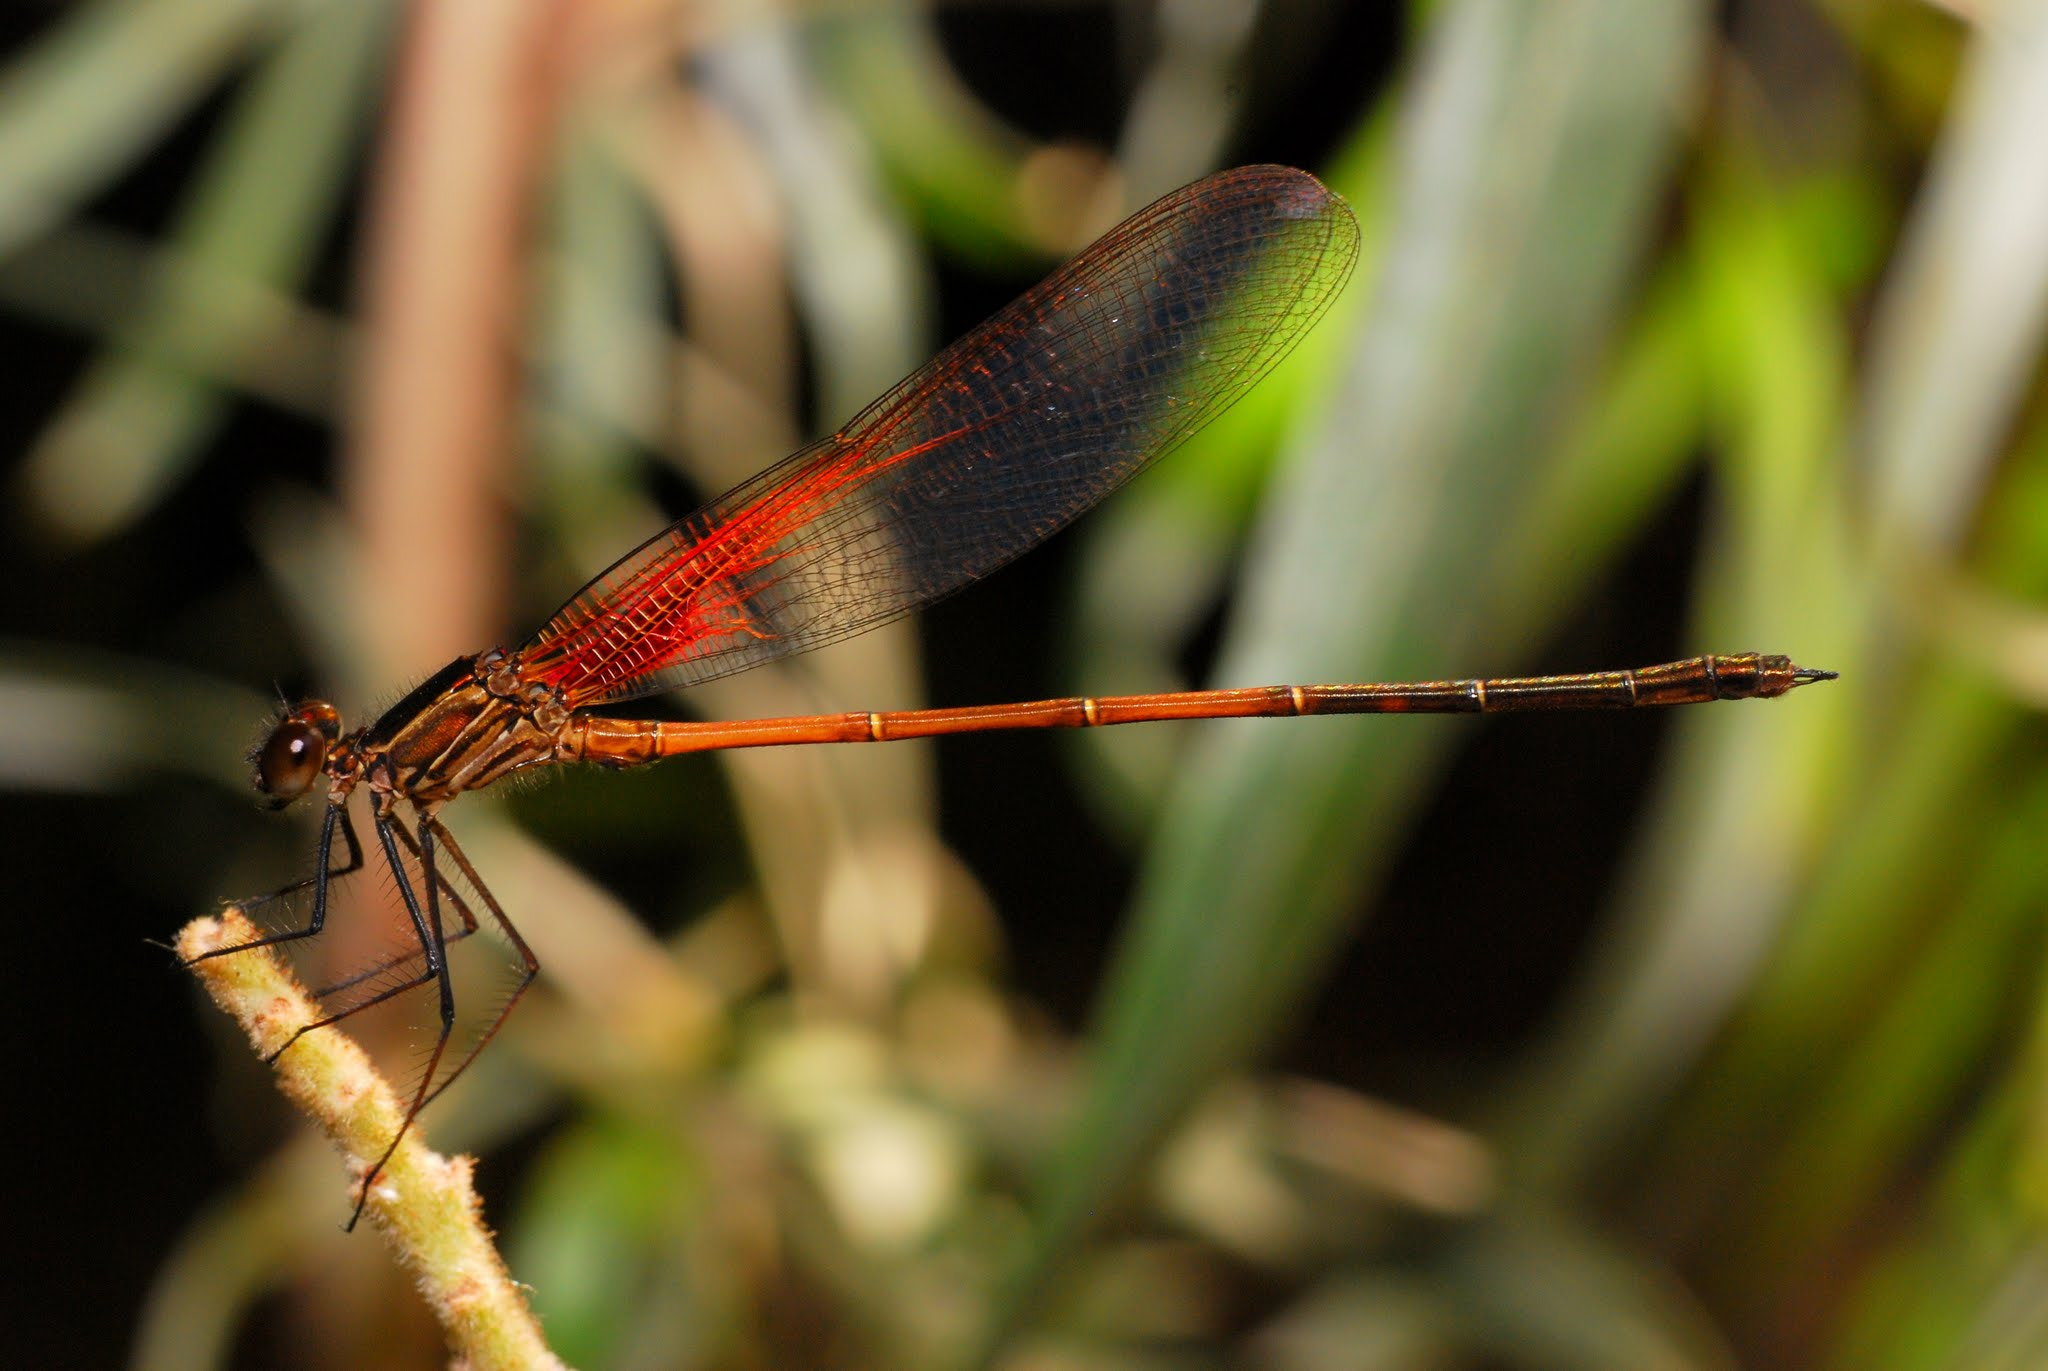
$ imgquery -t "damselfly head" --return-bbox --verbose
[252,700,342,808]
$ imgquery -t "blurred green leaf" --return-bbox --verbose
[808,13,1042,268]
[1432,1210,1737,1370]
[1859,0,2048,556]
[0,220,345,414]
[1489,251,1708,641]
[998,0,1713,1353]
[0,644,267,792]
[1502,148,1859,1193]
[513,1115,707,1369]
[530,118,679,580]
[1734,770,2048,1298]
[1827,1077,2048,1371]
[0,0,286,254]
[19,0,392,541]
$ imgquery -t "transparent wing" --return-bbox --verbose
[520,165,1360,709]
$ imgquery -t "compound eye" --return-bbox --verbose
[254,717,329,803]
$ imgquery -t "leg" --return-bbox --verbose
[308,818,482,1001]
[185,801,364,963]
[231,805,532,1229]
[258,811,453,1059]
[343,807,457,1229]
[410,812,539,1111]
[332,815,540,1229]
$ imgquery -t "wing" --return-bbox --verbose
[519,164,1360,709]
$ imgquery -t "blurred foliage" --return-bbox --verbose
[5,1,2048,1369]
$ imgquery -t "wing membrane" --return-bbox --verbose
[521,165,1360,708]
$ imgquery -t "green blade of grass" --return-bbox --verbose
[987,0,1713,1354]
[1500,151,1858,1191]
[808,11,1043,269]
[19,0,392,541]
[0,0,286,254]
[1732,769,2048,1304]
[1859,1,2048,555]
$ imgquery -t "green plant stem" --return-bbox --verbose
[177,909,569,1371]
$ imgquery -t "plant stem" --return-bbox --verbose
[178,908,569,1371]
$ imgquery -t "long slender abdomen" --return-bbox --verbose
[557,654,1831,769]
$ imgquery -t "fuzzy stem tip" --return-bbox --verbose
[178,909,568,1371]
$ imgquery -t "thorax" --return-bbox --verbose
[347,651,569,805]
